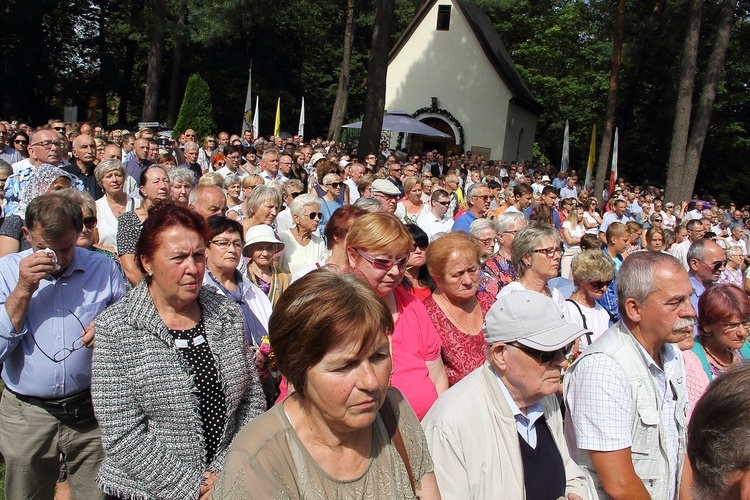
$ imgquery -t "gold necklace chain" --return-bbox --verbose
[436,294,480,334]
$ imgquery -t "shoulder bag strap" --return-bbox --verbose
[379,395,417,495]
[566,298,592,345]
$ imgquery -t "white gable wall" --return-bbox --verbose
[385,0,515,160]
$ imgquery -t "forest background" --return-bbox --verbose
[1,0,749,203]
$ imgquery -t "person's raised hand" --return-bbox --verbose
[18,250,58,293]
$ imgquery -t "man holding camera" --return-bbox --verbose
[0,193,125,498]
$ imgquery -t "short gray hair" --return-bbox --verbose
[494,211,526,233]
[469,218,494,238]
[353,196,383,213]
[168,166,196,187]
[686,239,711,267]
[616,251,682,317]
[94,158,126,185]
[223,173,241,188]
[0,160,13,177]
[726,245,744,258]
[245,184,282,215]
[466,182,488,201]
[510,222,561,279]
[289,193,321,217]
[184,141,199,151]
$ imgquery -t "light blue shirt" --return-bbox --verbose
[0,248,125,398]
[494,369,545,448]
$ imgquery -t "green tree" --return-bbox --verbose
[173,74,215,139]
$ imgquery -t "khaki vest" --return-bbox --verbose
[564,322,688,500]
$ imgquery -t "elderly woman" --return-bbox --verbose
[243,224,290,307]
[211,271,440,499]
[563,250,615,349]
[224,173,242,210]
[644,225,665,252]
[278,194,326,276]
[400,224,434,302]
[424,232,495,386]
[497,222,565,312]
[395,176,428,224]
[479,211,526,299]
[168,166,196,208]
[422,291,590,499]
[92,203,265,500]
[718,245,744,286]
[320,172,344,227]
[625,220,643,255]
[347,212,448,419]
[470,218,497,262]
[561,202,586,279]
[0,164,81,257]
[692,284,750,380]
[94,159,140,251]
[239,185,281,233]
[117,165,170,286]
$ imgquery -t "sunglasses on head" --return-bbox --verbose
[510,342,574,363]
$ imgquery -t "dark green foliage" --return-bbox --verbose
[173,74,215,139]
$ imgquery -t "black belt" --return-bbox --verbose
[5,387,91,410]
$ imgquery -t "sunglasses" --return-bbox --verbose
[305,212,323,220]
[216,162,226,167]
[435,200,450,206]
[83,216,97,229]
[327,182,342,188]
[586,279,612,289]
[14,140,27,145]
[289,191,302,198]
[696,259,726,273]
[653,218,663,222]
[510,342,574,363]
[355,248,408,271]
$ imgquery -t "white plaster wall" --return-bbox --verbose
[385,0,516,160]
[503,101,538,163]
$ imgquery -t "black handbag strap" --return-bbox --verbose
[566,299,593,345]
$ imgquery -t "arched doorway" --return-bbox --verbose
[407,113,461,156]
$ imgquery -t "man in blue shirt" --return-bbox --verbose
[452,182,491,233]
[0,193,125,499]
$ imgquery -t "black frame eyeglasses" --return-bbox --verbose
[32,309,88,363]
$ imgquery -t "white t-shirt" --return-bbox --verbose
[582,212,600,235]
[497,281,566,313]
[562,221,586,248]
[278,229,327,276]
[563,299,610,348]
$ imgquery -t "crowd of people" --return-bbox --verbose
[0,117,748,499]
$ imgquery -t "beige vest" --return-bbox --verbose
[564,322,688,500]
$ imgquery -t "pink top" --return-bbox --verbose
[683,349,710,422]
[422,294,493,386]
[390,287,443,420]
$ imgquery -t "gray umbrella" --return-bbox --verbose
[342,111,451,138]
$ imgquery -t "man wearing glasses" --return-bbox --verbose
[417,189,454,241]
[565,252,694,500]
[687,238,726,324]
[0,123,22,165]
[423,291,590,499]
[386,162,404,197]
[0,193,125,499]
[452,183,492,233]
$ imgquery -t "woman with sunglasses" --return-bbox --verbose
[11,131,29,159]
[563,250,615,350]
[400,223,435,302]
[198,136,217,173]
[582,198,602,235]
[497,222,566,312]
[278,194,326,276]
[346,213,448,419]
[320,172,344,228]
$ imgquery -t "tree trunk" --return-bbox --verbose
[328,0,357,143]
[98,0,108,126]
[117,0,141,125]
[358,0,394,155]
[141,12,166,122]
[664,0,703,203]
[594,0,627,205]
[672,0,737,203]
[167,12,186,127]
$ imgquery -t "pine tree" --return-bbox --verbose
[173,74,215,139]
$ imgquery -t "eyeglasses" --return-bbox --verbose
[327,182,342,188]
[479,237,497,246]
[305,212,323,220]
[31,309,87,363]
[289,191,302,198]
[216,162,226,167]
[509,342,574,364]
[82,216,97,229]
[653,218,663,222]
[586,279,612,290]
[355,248,408,271]
[696,259,726,273]
[435,200,450,206]
[207,139,216,143]
[532,246,564,258]
[209,239,243,251]
[473,195,491,201]
[52,126,66,132]
[373,192,399,201]
[14,140,27,145]
[31,140,66,150]
[720,320,750,332]
[502,229,519,235]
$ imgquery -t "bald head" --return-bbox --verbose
[188,184,227,219]
[103,143,122,161]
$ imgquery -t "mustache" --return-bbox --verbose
[673,318,697,331]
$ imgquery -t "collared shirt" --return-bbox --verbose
[565,328,682,500]
[216,165,248,180]
[62,161,102,199]
[689,273,705,336]
[599,211,631,235]
[417,212,453,241]
[0,248,125,398]
[560,186,578,200]
[451,210,478,233]
[259,170,288,183]
[495,371,544,448]
[124,157,154,184]
[0,146,21,165]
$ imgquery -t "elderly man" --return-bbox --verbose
[63,134,102,198]
[687,238,725,320]
[669,218,705,269]
[452,182,491,233]
[370,179,400,214]
[123,137,153,184]
[417,188,454,241]
[688,363,750,499]
[344,162,365,203]
[0,193,125,498]
[423,291,591,499]
[565,252,695,500]
[187,184,228,219]
[386,162,405,197]
[259,149,285,183]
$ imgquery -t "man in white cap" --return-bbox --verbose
[422,291,591,500]
[370,179,400,214]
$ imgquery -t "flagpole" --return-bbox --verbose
[609,127,619,196]
[274,98,281,137]
[560,120,569,172]
[298,96,305,139]
[585,124,596,189]
[252,96,259,140]
[241,63,252,134]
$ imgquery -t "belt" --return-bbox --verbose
[5,387,91,410]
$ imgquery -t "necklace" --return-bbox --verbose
[703,343,735,368]
[436,294,480,335]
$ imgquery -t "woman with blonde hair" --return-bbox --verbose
[240,185,282,233]
[395,176,429,224]
[563,250,615,349]
[561,201,586,279]
[346,213,448,419]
